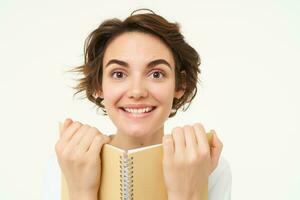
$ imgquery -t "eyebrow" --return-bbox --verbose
[104,59,172,71]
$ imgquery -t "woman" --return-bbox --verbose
[46,9,232,200]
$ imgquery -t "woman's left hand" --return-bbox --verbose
[162,123,223,200]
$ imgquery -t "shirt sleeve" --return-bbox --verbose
[42,154,61,200]
[208,156,232,200]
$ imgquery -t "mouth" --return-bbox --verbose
[118,106,157,118]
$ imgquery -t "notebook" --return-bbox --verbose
[59,123,213,200]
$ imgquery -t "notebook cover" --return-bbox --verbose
[128,144,167,200]
[99,144,124,200]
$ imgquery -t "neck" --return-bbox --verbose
[108,126,164,151]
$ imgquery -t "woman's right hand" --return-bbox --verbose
[55,118,111,199]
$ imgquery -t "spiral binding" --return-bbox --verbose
[119,153,134,200]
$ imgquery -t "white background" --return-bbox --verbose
[0,0,299,199]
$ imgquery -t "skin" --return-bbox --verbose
[55,31,223,200]
[97,31,184,150]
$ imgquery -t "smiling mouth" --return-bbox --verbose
[119,106,156,114]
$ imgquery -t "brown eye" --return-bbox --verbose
[151,71,165,79]
[112,71,126,79]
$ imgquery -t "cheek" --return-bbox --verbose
[102,83,125,105]
[150,83,175,106]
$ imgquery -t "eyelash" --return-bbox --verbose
[110,70,166,80]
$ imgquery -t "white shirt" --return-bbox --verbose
[43,154,231,200]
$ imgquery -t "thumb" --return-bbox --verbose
[210,130,223,169]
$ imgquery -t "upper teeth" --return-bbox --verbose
[123,107,153,114]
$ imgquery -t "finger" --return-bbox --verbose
[59,118,73,138]
[87,134,110,157]
[171,127,185,154]
[162,135,175,159]
[210,130,223,167]
[67,125,91,147]
[76,127,99,153]
[183,125,198,153]
[193,123,210,155]
[60,121,83,143]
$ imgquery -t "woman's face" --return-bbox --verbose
[98,31,184,138]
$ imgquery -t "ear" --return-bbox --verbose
[174,89,185,99]
[93,90,104,99]
[174,71,186,99]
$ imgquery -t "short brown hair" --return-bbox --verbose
[69,9,201,118]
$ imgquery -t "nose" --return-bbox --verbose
[127,77,148,99]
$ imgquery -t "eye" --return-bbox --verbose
[111,71,126,79]
[151,70,165,79]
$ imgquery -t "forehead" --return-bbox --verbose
[103,31,175,67]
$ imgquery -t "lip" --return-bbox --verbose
[121,104,155,109]
[119,107,156,119]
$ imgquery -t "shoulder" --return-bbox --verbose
[208,156,232,200]
[42,154,61,200]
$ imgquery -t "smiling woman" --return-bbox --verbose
[69,10,200,119]
[95,31,186,149]
[45,8,231,200]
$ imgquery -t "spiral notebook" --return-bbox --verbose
[59,129,213,199]
[60,143,166,200]
[99,143,167,200]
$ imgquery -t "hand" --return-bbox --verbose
[55,118,111,198]
[162,123,223,200]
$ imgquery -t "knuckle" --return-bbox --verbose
[172,127,183,137]
[69,154,83,164]
[89,127,100,136]
[94,135,102,140]
[82,124,91,129]
[94,135,104,143]
[199,149,210,157]
[183,125,193,132]
[193,122,204,129]
[183,125,192,129]
[61,149,70,157]
[172,126,182,132]
[63,151,82,164]
[187,155,199,165]
[174,156,185,166]
[75,156,86,165]
[60,150,69,161]
[73,121,82,127]
[55,142,62,152]
[90,127,99,133]
[99,135,108,143]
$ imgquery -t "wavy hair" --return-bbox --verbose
[68,8,201,118]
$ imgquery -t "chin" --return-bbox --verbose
[125,128,152,138]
